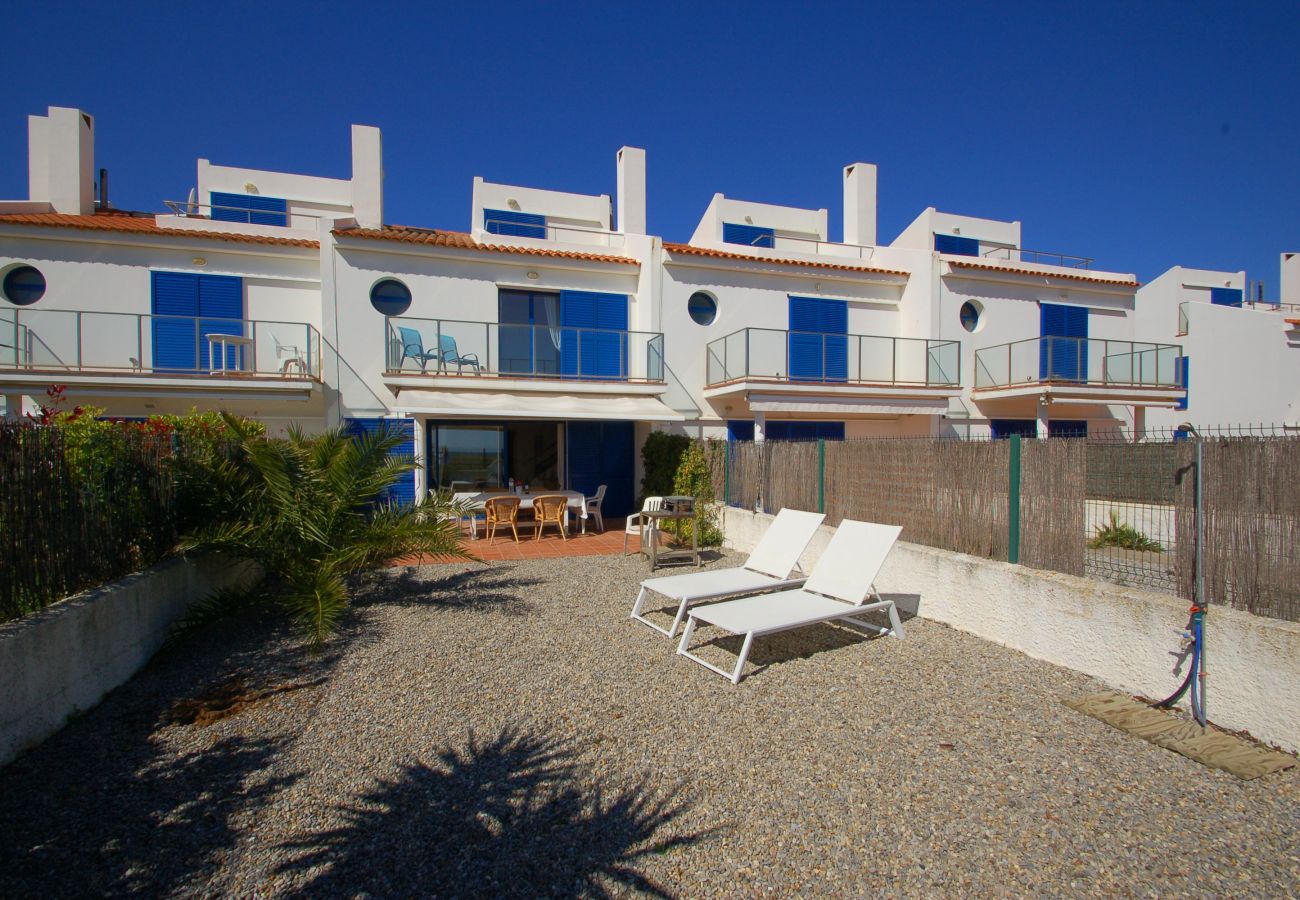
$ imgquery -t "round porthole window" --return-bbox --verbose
[370,278,412,316]
[2,265,46,306]
[959,300,983,333]
[687,291,717,326]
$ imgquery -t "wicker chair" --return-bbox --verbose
[531,494,568,541]
[484,495,521,543]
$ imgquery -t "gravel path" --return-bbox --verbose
[1,552,1296,897]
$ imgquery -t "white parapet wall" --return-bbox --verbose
[0,555,261,768]
[722,507,1300,753]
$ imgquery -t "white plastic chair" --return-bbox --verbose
[630,508,825,638]
[581,484,606,533]
[677,520,905,684]
[624,496,664,554]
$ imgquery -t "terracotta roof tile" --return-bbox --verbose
[0,211,319,248]
[662,242,909,277]
[946,259,1140,288]
[335,226,639,265]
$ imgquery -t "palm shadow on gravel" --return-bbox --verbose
[353,567,542,613]
[278,728,714,898]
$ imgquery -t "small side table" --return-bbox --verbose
[638,504,701,570]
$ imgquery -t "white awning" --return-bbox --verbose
[393,389,686,422]
[747,394,950,417]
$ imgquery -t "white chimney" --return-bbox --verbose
[616,146,646,234]
[1281,252,1300,304]
[843,162,877,246]
[28,107,95,214]
[351,124,384,229]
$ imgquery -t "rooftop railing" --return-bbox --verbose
[0,308,321,379]
[385,316,664,382]
[162,199,322,227]
[481,216,628,249]
[705,327,961,387]
[974,337,1182,389]
[981,245,1094,269]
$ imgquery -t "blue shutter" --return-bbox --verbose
[1176,357,1189,410]
[560,290,627,379]
[723,223,775,248]
[1047,420,1088,438]
[484,208,546,238]
[212,192,287,225]
[344,418,417,507]
[197,274,243,370]
[727,420,754,442]
[788,297,848,381]
[151,272,199,370]
[817,422,845,440]
[934,234,980,256]
[991,419,1037,439]
[566,421,635,518]
[821,299,848,382]
[1210,288,1243,307]
[1039,303,1087,381]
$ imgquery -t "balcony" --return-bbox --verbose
[980,245,1094,270]
[0,308,321,397]
[703,328,962,419]
[973,337,1184,405]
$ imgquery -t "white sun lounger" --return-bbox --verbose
[630,508,826,638]
[676,520,904,684]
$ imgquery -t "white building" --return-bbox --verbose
[1,106,1195,516]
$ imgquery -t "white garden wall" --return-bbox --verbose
[722,507,1300,753]
[0,555,261,768]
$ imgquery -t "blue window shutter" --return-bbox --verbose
[565,421,635,518]
[344,418,417,507]
[788,296,848,381]
[210,192,249,223]
[934,234,980,256]
[197,274,243,370]
[211,192,287,226]
[247,195,288,226]
[817,422,845,440]
[560,291,627,378]
[1047,420,1088,438]
[821,299,848,381]
[1176,357,1189,410]
[1039,303,1087,381]
[991,419,1037,439]
[484,208,546,238]
[151,272,199,370]
[723,223,775,248]
[1210,288,1243,307]
[727,420,754,442]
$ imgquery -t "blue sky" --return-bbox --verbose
[3,1,1297,287]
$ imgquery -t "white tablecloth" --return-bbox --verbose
[451,490,587,537]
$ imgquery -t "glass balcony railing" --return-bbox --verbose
[705,328,961,387]
[385,317,665,382]
[974,337,1182,389]
[0,308,321,379]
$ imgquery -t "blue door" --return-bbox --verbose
[566,421,635,519]
[344,418,417,507]
[150,272,243,371]
[560,290,628,379]
[1039,303,1087,381]
[788,296,848,381]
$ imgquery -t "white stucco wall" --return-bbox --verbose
[722,507,1300,752]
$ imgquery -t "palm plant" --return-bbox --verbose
[180,413,472,648]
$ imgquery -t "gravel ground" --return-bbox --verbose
[1,551,1297,897]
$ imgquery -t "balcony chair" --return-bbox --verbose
[581,484,606,533]
[274,334,308,375]
[437,334,482,374]
[397,326,440,372]
[484,495,522,544]
[630,507,825,638]
[676,520,905,684]
[532,494,568,541]
[624,496,664,554]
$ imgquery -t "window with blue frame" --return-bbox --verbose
[1210,288,1243,307]
[1047,420,1088,438]
[498,289,628,379]
[210,191,288,226]
[484,209,546,238]
[150,271,243,371]
[788,296,848,381]
[1039,303,1088,381]
[722,223,775,248]
[726,420,845,441]
[990,419,1037,439]
[934,234,980,256]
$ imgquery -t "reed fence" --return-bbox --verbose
[713,428,1300,622]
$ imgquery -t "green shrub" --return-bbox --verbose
[1088,511,1162,552]
[640,431,690,504]
[669,440,723,547]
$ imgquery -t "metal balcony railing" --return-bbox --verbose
[481,216,628,249]
[0,308,321,379]
[385,317,664,382]
[705,328,961,387]
[974,337,1182,389]
[981,246,1094,269]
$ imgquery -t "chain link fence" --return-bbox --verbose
[713,426,1300,623]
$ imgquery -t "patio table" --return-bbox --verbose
[451,489,587,539]
[638,496,701,570]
